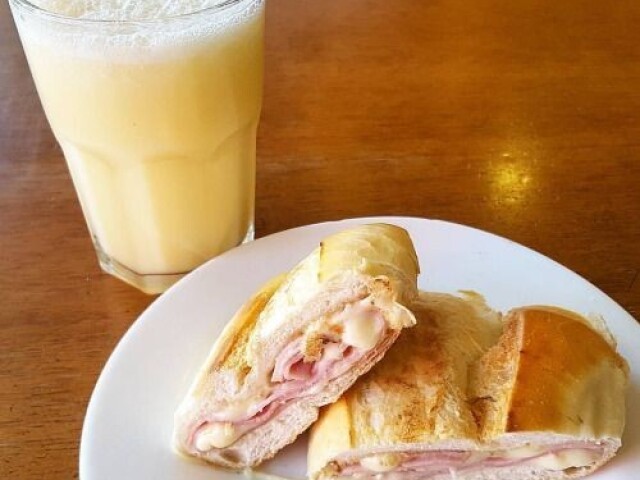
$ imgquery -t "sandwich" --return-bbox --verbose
[173,223,420,469]
[308,295,629,479]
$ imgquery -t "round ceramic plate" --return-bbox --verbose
[80,217,640,480]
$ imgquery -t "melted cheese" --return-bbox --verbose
[195,422,242,450]
[497,446,600,469]
[342,307,382,350]
[217,399,258,419]
[500,445,545,458]
[360,454,402,472]
[529,449,601,470]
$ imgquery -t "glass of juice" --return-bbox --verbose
[9,0,265,294]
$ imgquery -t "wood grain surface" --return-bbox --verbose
[1,0,639,478]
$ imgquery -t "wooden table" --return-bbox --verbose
[1,0,639,477]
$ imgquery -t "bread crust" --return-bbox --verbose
[319,223,420,287]
[188,274,286,399]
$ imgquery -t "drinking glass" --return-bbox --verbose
[9,0,265,293]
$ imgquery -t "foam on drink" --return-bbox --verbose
[19,0,264,58]
[30,0,231,20]
[12,0,264,289]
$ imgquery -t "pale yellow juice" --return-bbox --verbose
[11,0,264,292]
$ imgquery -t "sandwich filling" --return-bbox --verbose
[333,443,604,478]
[190,296,404,452]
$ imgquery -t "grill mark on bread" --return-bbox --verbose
[469,317,521,439]
[344,294,501,448]
[192,275,286,398]
[349,311,446,444]
[218,277,284,371]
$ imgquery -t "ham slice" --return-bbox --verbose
[189,303,387,452]
[338,443,605,478]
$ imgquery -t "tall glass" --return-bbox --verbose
[9,0,265,294]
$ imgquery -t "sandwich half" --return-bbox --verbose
[308,298,629,480]
[173,223,420,468]
[308,291,502,479]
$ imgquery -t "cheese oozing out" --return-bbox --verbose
[195,423,242,450]
[360,454,402,472]
[341,304,384,350]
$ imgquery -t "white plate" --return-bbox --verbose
[80,217,640,480]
